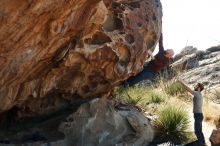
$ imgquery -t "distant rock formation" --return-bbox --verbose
[172,45,220,88]
[173,46,198,62]
[0,0,162,116]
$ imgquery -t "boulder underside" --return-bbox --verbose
[0,0,162,116]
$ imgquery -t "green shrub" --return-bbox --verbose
[165,81,186,96]
[124,94,143,105]
[114,86,168,106]
[115,86,147,105]
[148,90,166,104]
[114,86,125,95]
[154,106,192,145]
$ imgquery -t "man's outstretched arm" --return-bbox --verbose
[159,33,164,52]
[177,80,193,94]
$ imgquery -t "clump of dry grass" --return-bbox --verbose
[147,90,167,104]
[205,86,220,104]
[203,86,220,126]
[203,102,220,124]
[156,77,187,96]
[214,116,220,128]
[165,81,186,96]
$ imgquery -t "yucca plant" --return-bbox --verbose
[153,106,192,145]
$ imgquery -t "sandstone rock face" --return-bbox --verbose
[210,128,220,146]
[0,0,162,115]
[172,45,220,88]
[59,98,154,146]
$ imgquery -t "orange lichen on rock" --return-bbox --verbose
[0,0,162,116]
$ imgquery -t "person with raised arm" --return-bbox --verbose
[178,80,207,146]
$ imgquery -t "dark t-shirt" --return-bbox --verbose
[147,51,171,72]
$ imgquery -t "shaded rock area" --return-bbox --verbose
[0,140,66,146]
[172,45,220,87]
[0,98,154,146]
[210,128,220,146]
[0,0,162,117]
[0,98,94,145]
[59,98,154,146]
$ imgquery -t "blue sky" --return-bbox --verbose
[159,0,220,54]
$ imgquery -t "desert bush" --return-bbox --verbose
[114,86,125,95]
[204,105,219,122]
[153,106,192,145]
[164,81,186,96]
[114,86,147,105]
[159,67,177,80]
[115,85,169,106]
[124,93,143,105]
[148,90,166,104]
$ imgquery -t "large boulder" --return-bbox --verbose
[210,128,220,146]
[0,0,162,115]
[59,98,154,146]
